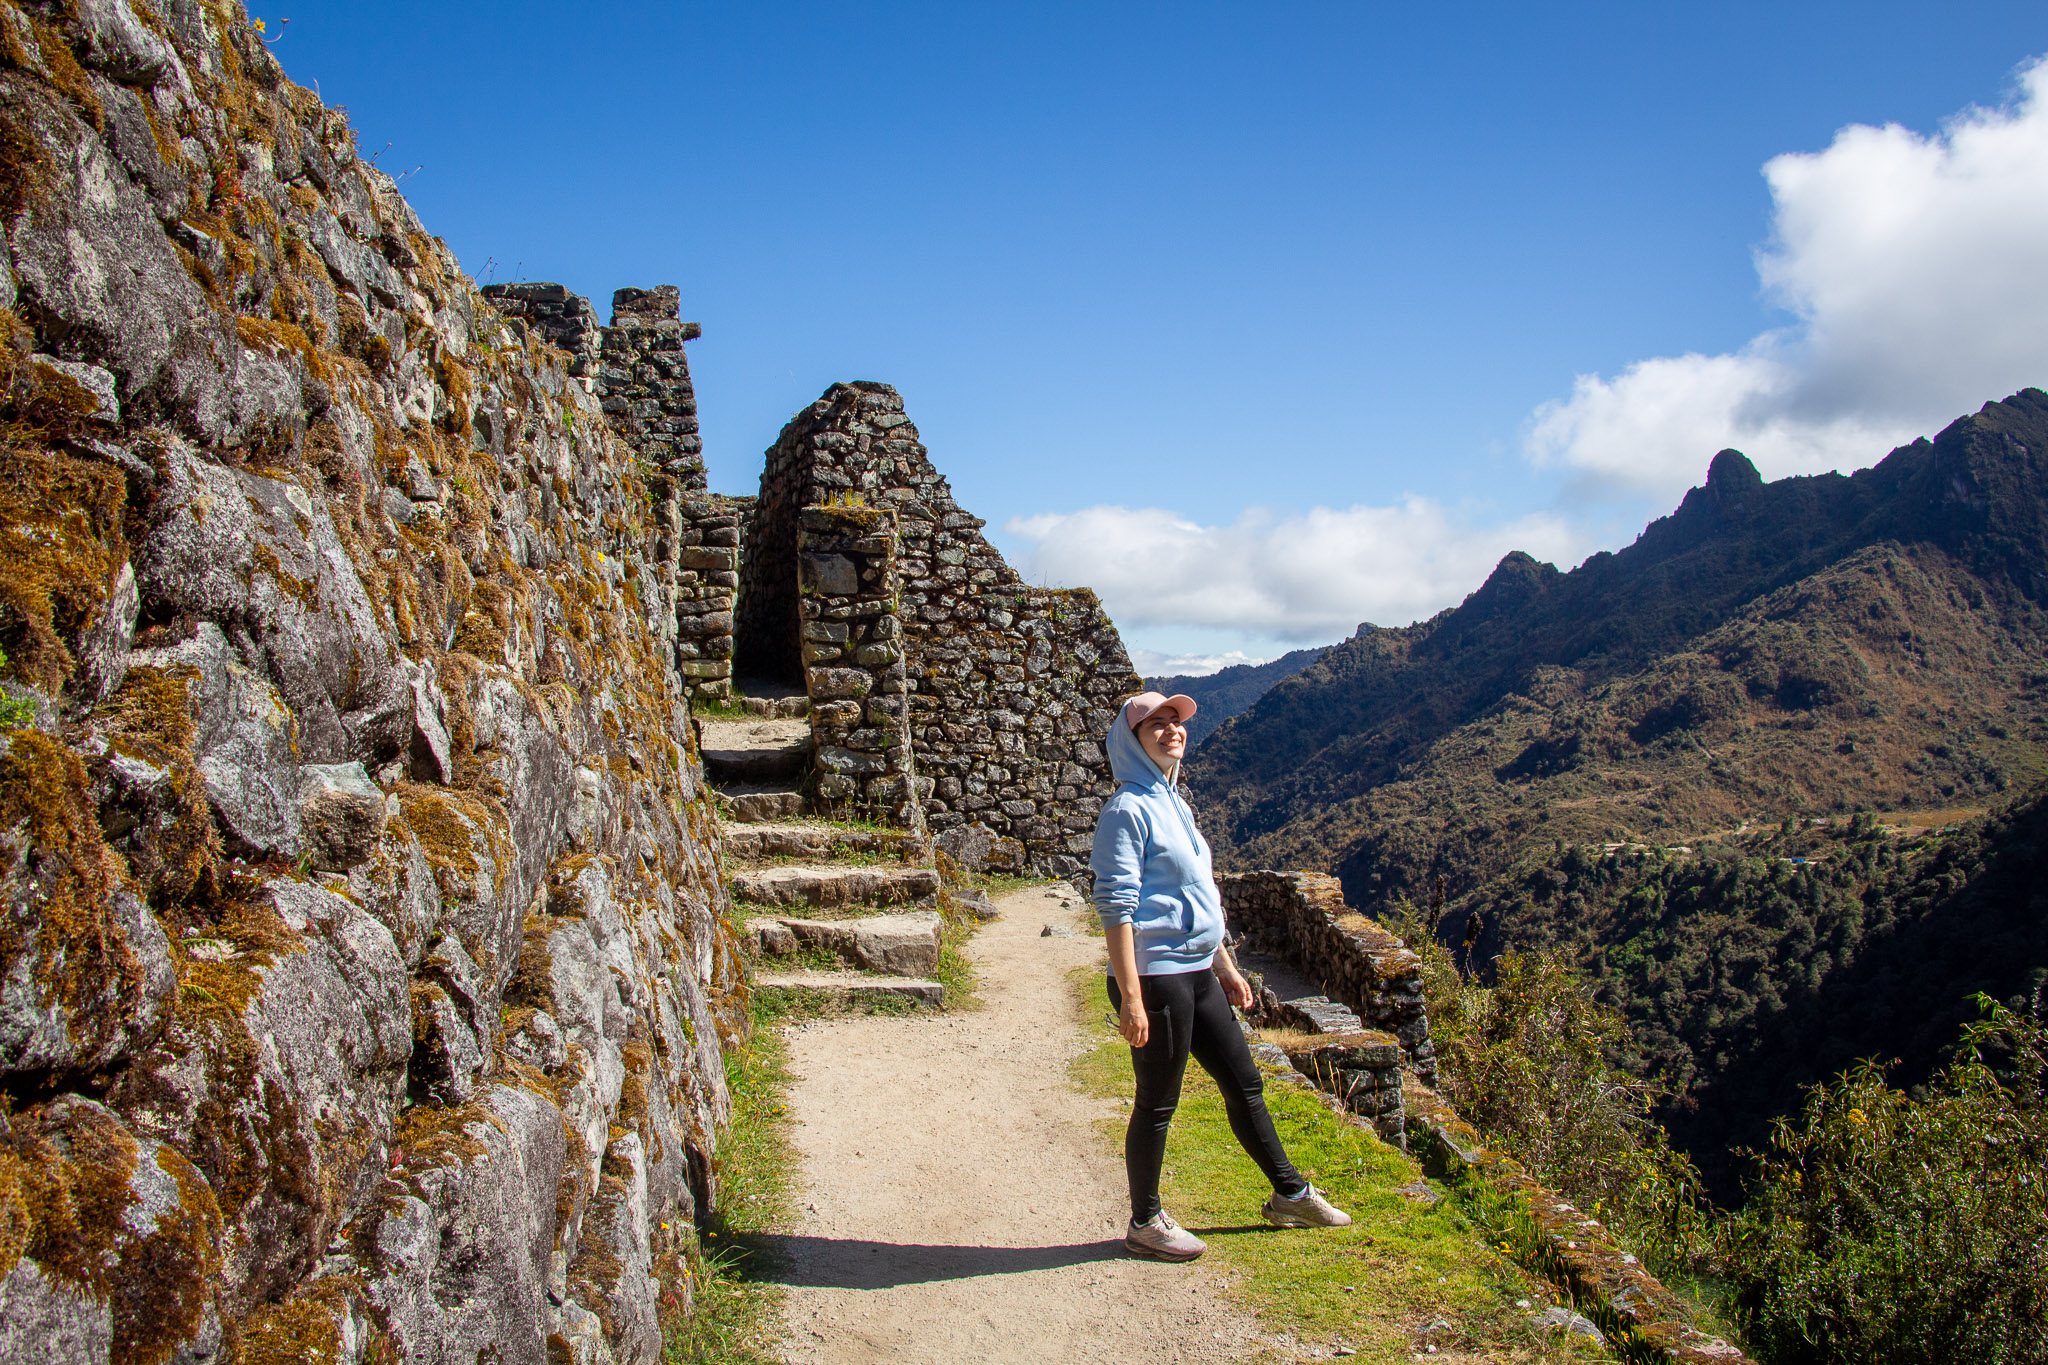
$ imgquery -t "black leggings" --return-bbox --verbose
[1108,967,1304,1223]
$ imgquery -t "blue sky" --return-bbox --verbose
[277,2,2048,672]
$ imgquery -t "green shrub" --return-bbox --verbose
[1725,998,2048,1365]
[1388,904,1719,1276]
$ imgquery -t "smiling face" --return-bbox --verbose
[1135,705,1188,771]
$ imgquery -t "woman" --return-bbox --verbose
[1091,690,1351,1261]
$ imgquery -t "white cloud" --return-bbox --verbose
[1128,649,1271,679]
[1005,499,1583,642]
[1528,55,2048,498]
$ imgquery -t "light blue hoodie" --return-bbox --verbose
[1090,712,1225,975]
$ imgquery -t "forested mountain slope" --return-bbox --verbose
[1459,790,2048,1193]
[1193,389,2048,901]
[1188,389,2048,1190]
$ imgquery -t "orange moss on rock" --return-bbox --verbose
[0,442,127,695]
[0,731,156,1055]
[0,1098,225,1365]
[92,663,221,906]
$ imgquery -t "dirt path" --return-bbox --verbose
[767,883,1278,1364]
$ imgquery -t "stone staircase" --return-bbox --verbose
[704,700,950,1008]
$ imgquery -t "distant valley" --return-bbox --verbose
[1146,644,1330,746]
[1188,388,2048,1183]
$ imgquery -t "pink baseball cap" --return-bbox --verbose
[1121,691,1198,730]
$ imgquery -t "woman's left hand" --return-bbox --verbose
[1218,966,1254,1011]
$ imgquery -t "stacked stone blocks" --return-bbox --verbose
[742,382,1142,869]
[798,505,926,827]
[1220,869,1438,1084]
[600,285,706,491]
[1280,1030,1407,1146]
[671,494,745,699]
[478,282,601,379]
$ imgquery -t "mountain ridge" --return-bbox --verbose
[1193,387,2048,894]
[1145,643,1330,746]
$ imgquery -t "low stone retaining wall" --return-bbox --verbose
[1229,869,1752,1364]
[1278,1029,1406,1146]
[1403,1080,1751,1364]
[1219,870,1437,1084]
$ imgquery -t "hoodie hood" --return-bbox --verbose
[1106,711,1172,789]
[1090,709,1222,975]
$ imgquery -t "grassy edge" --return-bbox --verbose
[1063,966,1610,1364]
[663,998,799,1363]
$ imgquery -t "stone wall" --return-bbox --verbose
[740,382,1142,871]
[479,282,601,381]
[1220,871,1437,1083]
[599,285,705,492]
[796,505,924,826]
[0,6,743,1361]
[671,493,745,701]
[1276,1030,1407,1146]
[494,280,737,702]
[1230,877,1750,1362]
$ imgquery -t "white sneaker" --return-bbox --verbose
[1262,1184,1352,1228]
[1125,1211,1206,1261]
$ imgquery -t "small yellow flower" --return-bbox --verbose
[1849,1108,1868,1124]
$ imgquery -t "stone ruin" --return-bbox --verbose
[738,381,1142,873]
[494,281,1144,873]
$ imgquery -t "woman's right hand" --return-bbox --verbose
[1118,996,1150,1047]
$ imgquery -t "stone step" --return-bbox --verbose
[700,718,811,784]
[752,970,943,1010]
[722,823,912,864]
[715,785,810,823]
[729,863,941,909]
[748,911,942,976]
[739,694,809,719]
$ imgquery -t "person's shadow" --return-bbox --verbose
[740,1227,1279,1290]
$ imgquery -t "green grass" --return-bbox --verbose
[981,871,1052,898]
[726,896,923,923]
[688,693,755,723]
[663,999,798,1364]
[1068,969,1607,1364]
[932,899,985,1011]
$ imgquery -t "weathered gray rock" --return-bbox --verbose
[949,888,998,922]
[73,559,138,706]
[110,878,410,1312]
[729,863,939,909]
[74,0,181,85]
[29,354,120,423]
[137,442,412,767]
[750,970,944,1009]
[936,821,1025,876]
[748,911,943,976]
[571,1131,662,1365]
[129,622,301,860]
[0,868,173,1076]
[0,76,231,435]
[0,1096,224,1363]
[299,762,387,872]
[505,1006,567,1072]
[361,1084,569,1364]
[720,822,907,864]
[0,1260,112,1363]
[410,980,483,1105]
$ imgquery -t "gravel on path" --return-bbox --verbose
[769,883,1286,1364]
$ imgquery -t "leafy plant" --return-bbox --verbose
[1387,903,1720,1279]
[1724,997,2048,1365]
